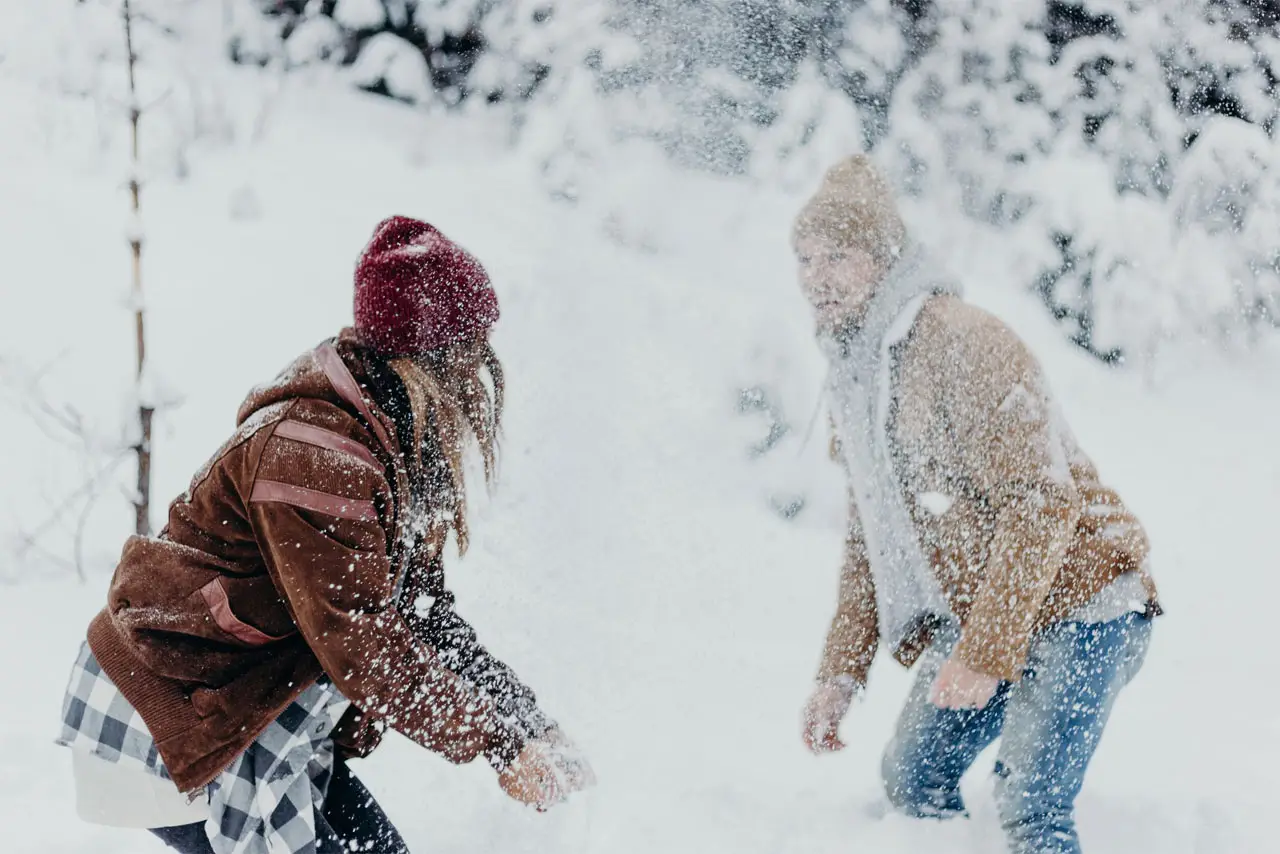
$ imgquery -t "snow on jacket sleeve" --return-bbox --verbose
[947,320,1083,682]
[248,426,522,769]
[816,478,880,688]
[403,578,555,742]
[1060,444,1153,603]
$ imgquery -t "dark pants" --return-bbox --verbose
[149,756,410,854]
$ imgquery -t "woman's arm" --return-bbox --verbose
[398,560,555,742]
[248,425,525,770]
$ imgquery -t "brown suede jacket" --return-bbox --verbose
[818,296,1161,687]
[88,330,524,793]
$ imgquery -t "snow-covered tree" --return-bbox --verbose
[874,0,1279,364]
[234,0,529,106]
[227,0,1280,365]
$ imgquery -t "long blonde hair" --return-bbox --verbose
[386,339,503,556]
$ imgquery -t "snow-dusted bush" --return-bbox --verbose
[873,0,1280,365]
[350,30,435,102]
[231,0,1280,365]
[234,1,524,105]
[1166,117,1280,343]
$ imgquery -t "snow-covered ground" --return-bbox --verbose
[2,12,1279,854]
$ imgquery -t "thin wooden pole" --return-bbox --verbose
[124,0,153,536]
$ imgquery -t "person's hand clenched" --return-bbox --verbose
[802,677,857,755]
[497,729,596,810]
[930,655,1000,711]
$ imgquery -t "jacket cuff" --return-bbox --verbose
[822,674,861,703]
[483,725,525,773]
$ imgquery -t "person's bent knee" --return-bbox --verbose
[881,740,966,819]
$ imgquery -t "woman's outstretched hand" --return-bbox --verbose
[497,729,596,811]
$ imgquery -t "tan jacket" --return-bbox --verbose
[818,296,1159,685]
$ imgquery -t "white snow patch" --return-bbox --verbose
[917,491,954,517]
[333,0,387,31]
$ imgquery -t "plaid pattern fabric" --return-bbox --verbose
[58,641,167,777]
[58,642,350,854]
[207,679,348,854]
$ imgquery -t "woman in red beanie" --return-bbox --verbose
[56,216,594,854]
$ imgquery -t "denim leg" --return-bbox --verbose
[994,613,1152,854]
[882,626,1010,818]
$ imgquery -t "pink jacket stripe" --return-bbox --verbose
[273,420,383,472]
[250,480,379,523]
[315,343,397,454]
[198,578,291,646]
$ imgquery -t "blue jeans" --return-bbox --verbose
[881,612,1152,854]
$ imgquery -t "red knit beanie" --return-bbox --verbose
[353,216,499,355]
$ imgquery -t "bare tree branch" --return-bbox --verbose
[72,468,115,584]
[14,451,130,563]
[0,354,116,453]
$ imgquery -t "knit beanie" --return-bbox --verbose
[792,155,907,268]
[353,216,499,355]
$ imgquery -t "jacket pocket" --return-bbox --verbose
[197,578,294,647]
